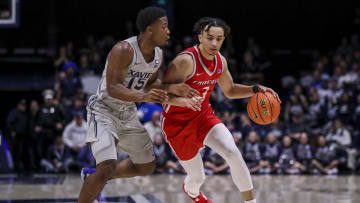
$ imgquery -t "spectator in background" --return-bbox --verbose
[40,138,73,173]
[6,99,30,172]
[286,112,308,141]
[284,84,308,122]
[242,131,264,174]
[268,119,284,139]
[144,111,161,142]
[153,134,170,174]
[326,119,351,148]
[77,146,96,169]
[237,113,254,139]
[312,136,340,175]
[137,103,162,123]
[62,112,87,159]
[293,133,313,174]
[55,61,83,107]
[204,147,230,175]
[79,54,101,96]
[261,133,281,174]
[38,89,65,157]
[337,93,352,124]
[28,100,42,171]
[65,97,87,123]
[78,54,93,76]
[307,88,324,131]
[166,148,185,174]
[89,52,104,75]
[239,51,263,84]
[54,46,68,71]
[278,136,305,174]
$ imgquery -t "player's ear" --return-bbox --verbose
[146,25,153,34]
[198,33,202,43]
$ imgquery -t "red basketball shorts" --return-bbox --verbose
[161,108,221,161]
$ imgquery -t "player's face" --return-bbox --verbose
[198,26,225,56]
[151,17,170,46]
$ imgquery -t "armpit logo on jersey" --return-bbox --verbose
[129,70,153,78]
[192,80,217,85]
[154,59,160,68]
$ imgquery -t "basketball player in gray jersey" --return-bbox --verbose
[78,7,200,203]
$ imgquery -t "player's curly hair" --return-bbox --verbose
[192,17,231,44]
[136,7,167,33]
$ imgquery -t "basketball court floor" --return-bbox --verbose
[0,174,358,203]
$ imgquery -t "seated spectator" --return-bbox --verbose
[237,113,254,139]
[166,148,185,174]
[311,136,339,175]
[294,133,314,174]
[153,134,170,174]
[337,93,352,124]
[268,119,284,139]
[203,147,230,175]
[40,138,73,173]
[307,89,325,131]
[242,131,265,174]
[261,133,281,174]
[62,112,87,158]
[144,111,161,142]
[326,119,351,149]
[286,112,309,142]
[278,136,305,174]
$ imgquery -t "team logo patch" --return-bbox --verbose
[217,69,222,73]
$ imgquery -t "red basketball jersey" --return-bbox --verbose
[162,46,224,121]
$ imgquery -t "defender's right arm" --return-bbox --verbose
[106,42,168,103]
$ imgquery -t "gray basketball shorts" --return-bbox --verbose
[86,102,155,165]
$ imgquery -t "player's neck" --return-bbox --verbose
[198,45,215,61]
[137,34,155,60]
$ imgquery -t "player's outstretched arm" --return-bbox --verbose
[106,42,168,103]
[218,57,280,102]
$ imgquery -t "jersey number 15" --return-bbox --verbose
[127,77,145,90]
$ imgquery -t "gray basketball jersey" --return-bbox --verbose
[94,36,163,111]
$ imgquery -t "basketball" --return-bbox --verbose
[247,92,280,125]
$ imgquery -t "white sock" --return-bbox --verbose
[244,199,256,203]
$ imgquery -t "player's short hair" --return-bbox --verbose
[136,7,167,33]
[192,17,231,43]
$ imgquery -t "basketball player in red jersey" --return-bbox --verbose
[161,17,280,203]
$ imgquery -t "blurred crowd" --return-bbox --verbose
[3,24,360,176]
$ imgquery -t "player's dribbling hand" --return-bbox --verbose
[258,85,281,103]
[184,96,203,111]
[144,89,168,103]
[170,83,200,98]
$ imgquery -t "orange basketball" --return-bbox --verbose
[247,92,280,125]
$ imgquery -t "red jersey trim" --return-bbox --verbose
[194,46,218,76]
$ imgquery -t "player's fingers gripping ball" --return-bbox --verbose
[247,92,280,125]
